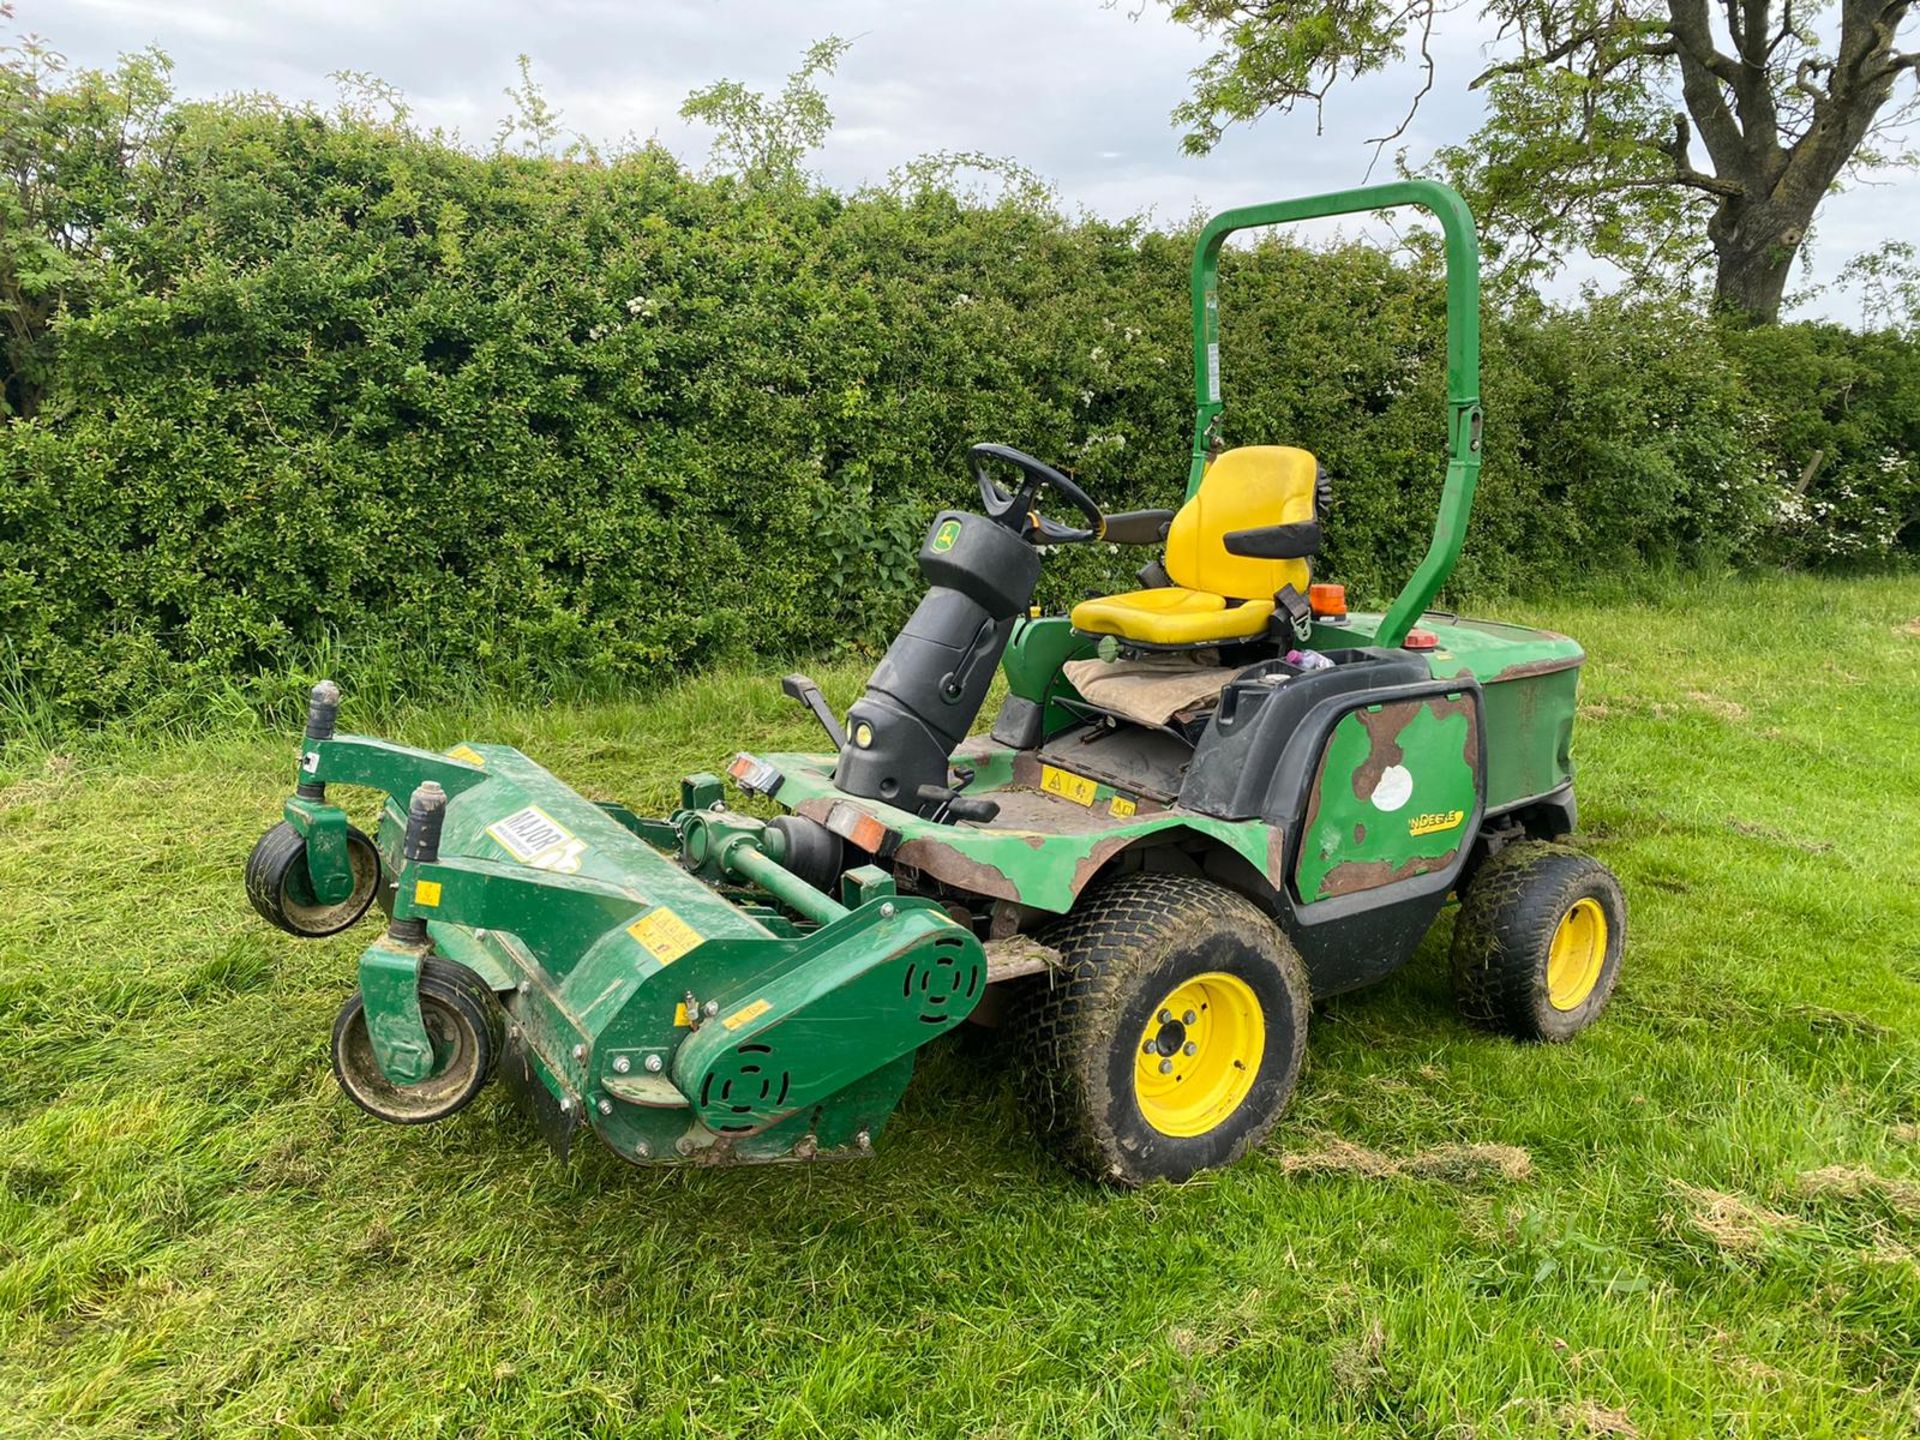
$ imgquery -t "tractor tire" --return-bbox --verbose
[1450,842,1626,1042]
[246,820,381,938]
[331,959,502,1124]
[1016,873,1309,1186]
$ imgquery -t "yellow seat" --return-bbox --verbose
[1071,587,1274,646]
[1071,445,1319,648]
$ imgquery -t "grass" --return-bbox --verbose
[3,571,1919,1439]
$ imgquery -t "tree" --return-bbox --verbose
[679,36,851,189]
[1151,0,1920,322]
[0,20,174,417]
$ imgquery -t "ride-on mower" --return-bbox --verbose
[245,181,1625,1185]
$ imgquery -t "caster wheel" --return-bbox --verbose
[245,820,381,937]
[1017,873,1309,1186]
[1451,842,1627,1041]
[331,959,502,1124]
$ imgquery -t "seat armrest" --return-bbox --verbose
[1222,520,1323,560]
[1102,509,1176,545]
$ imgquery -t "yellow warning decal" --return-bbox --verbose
[414,879,442,908]
[722,998,772,1031]
[1408,809,1465,837]
[627,907,703,965]
[673,1002,691,1027]
[445,744,486,766]
[1040,765,1099,807]
[1108,795,1138,819]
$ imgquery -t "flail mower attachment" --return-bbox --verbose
[248,682,987,1166]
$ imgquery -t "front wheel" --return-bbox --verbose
[331,959,502,1124]
[1450,842,1626,1041]
[245,820,381,937]
[1017,873,1309,1186]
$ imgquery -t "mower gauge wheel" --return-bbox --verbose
[331,959,502,1124]
[968,442,1104,544]
[245,820,381,938]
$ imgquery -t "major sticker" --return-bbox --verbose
[1108,795,1138,819]
[627,906,703,964]
[931,518,962,553]
[1040,765,1098,807]
[445,743,486,767]
[486,805,587,874]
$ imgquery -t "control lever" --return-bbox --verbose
[780,674,847,750]
[914,784,1001,825]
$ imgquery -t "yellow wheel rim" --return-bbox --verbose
[1546,897,1608,1010]
[1133,972,1265,1138]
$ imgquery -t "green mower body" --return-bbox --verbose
[245,182,1625,1184]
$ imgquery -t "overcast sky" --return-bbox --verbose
[32,0,1920,322]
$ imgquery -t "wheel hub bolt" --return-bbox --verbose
[1158,1058,1173,1075]
[1158,1009,1173,1025]
[1143,1038,1158,1055]
[1182,1010,1197,1026]
[1183,1041,1198,1056]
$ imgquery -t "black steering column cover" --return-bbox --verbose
[918,511,1042,618]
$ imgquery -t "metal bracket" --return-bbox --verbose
[840,865,895,907]
[284,794,355,905]
[356,945,434,1086]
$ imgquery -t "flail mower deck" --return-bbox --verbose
[245,181,1626,1185]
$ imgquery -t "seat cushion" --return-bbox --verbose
[1070,587,1275,646]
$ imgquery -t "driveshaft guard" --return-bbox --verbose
[670,900,986,1135]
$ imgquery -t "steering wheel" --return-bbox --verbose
[968,443,1105,545]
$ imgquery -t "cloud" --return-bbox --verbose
[41,0,1920,318]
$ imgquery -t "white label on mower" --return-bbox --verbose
[487,805,586,874]
[1206,343,1221,404]
[1370,764,1414,813]
[301,750,320,774]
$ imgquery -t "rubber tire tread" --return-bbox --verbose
[245,819,379,937]
[1449,841,1626,1042]
[331,958,502,1124]
[1017,872,1309,1186]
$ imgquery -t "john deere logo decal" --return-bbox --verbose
[931,519,961,553]
[1408,809,1465,837]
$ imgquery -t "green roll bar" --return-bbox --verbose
[1188,179,1482,650]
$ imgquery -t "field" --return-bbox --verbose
[3,572,1919,1439]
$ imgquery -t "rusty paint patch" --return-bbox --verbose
[1069,835,1136,893]
[1424,694,1481,770]
[1349,703,1412,802]
[1266,826,1289,889]
[893,839,1021,902]
[1353,823,1366,845]
[1319,855,1435,897]
[1487,655,1584,684]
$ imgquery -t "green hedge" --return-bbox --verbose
[3,91,1916,727]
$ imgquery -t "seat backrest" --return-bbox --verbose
[1164,446,1318,600]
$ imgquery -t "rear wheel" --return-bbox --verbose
[1450,842,1626,1041]
[1017,873,1309,1186]
[331,959,502,1123]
